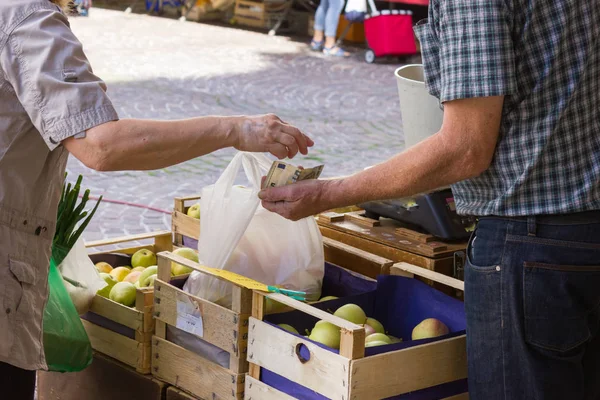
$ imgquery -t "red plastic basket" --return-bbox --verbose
[364,11,417,61]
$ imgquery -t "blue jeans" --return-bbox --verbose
[314,0,344,38]
[465,215,600,400]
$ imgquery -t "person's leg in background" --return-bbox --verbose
[311,0,329,51]
[0,361,36,400]
[322,0,349,57]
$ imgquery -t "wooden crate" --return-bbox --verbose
[233,0,291,29]
[151,238,392,399]
[247,263,468,400]
[81,231,173,374]
[172,195,201,247]
[37,352,167,400]
[318,209,467,297]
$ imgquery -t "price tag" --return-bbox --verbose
[176,296,204,337]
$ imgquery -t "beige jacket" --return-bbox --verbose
[0,0,117,370]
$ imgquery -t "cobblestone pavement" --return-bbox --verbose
[67,8,414,248]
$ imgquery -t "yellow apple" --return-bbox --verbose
[95,262,113,274]
[110,267,131,282]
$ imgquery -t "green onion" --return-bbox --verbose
[52,173,102,265]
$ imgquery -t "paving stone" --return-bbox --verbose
[65,8,415,241]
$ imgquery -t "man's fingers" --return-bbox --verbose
[258,185,292,202]
[304,134,315,147]
[268,143,288,159]
[261,176,267,189]
[281,125,308,155]
[278,134,299,159]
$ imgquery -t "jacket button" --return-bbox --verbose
[5,308,10,314]
[23,220,28,225]
[35,226,42,236]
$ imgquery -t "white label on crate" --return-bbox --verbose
[176,295,204,338]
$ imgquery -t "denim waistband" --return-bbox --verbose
[480,210,600,225]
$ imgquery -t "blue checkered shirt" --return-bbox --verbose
[414,0,600,216]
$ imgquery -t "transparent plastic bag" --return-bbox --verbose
[42,258,93,372]
[58,237,107,315]
[183,152,324,307]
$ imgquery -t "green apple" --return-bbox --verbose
[187,203,200,219]
[333,304,367,325]
[109,282,137,307]
[308,321,340,349]
[138,266,158,287]
[131,249,157,269]
[144,274,158,288]
[365,340,389,348]
[366,317,385,334]
[131,266,146,273]
[171,247,199,276]
[278,324,299,335]
[365,333,392,345]
[97,273,117,298]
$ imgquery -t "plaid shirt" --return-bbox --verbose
[415,0,600,216]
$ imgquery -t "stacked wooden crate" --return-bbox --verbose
[233,0,291,30]
[246,263,468,400]
[82,231,173,374]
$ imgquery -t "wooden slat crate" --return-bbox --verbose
[172,195,201,247]
[247,263,468,400]
[81,231,173,374]
[233,0,290,30]
[37,352,167,400]
[151,239,392,399]
[317,209,468,297]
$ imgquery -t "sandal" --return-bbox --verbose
[310,39,325,51]
[323,46,350,57]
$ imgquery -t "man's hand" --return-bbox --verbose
[259,179,335,221]
[233,114,314,159]
[258,96,505,221]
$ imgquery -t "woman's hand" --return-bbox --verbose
[232,114,314,159]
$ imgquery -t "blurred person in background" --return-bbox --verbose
[0,1,312,398]
[74,0,92,16]
[310,0,350,57]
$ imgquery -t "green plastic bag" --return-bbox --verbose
[42,258,93,372]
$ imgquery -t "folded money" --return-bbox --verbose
[263,161,324,189]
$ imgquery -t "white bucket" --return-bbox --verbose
[395,64,444,149]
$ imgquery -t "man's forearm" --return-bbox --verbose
[323,130,489,208]
[72,116,237,171]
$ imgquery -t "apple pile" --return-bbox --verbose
[276,302,450,350]
[93,247,200,306]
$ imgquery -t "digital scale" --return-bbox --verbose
[358,188,476,241]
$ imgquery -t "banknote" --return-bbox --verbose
[263,161,324,189]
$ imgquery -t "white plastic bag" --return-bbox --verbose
[344,0,367,22]
[183,152,324,308]
[58,237,107,315]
